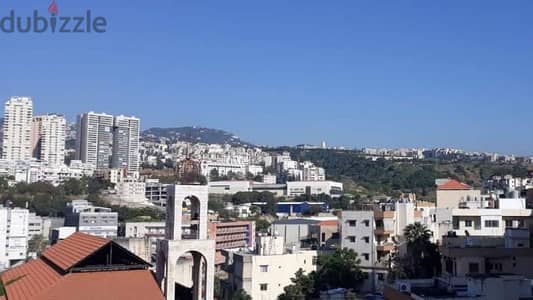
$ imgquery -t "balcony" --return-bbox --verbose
[374,228,393,236]
[376,243,395,252]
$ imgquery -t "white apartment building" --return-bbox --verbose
[226,235,317,300]
[302,166,325,181]
[0,159,94,186]
[3,97,33,161]
[286,180,343,198]
[31,114,66,166]
[341,201,425,292]
[112,115,140,173]
[28,212,43,237]
[0,206,29,270]
[76,112,114,170]
[208,180,253,194]
[115,177,147,204]
[200,160,246,177]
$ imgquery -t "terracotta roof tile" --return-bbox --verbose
[1,259,61,300]
[437,179,472,190]
[37,270,164,300]
[41,232,109,271]
[1,233,163,300]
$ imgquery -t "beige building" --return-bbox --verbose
[436,179,482,209]
[225,235,317,300]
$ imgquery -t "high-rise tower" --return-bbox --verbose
[3,97,33,160]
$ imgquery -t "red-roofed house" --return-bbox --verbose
[0,232,164,300]
[436,178,481,209]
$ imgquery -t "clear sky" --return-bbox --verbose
[1,0,532,154]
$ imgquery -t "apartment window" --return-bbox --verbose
[363,236,370,244]
[363,220,370,227]
[505,220,513,228]
[259,265,268,272]
[321,232,326,242]
[363,253,369,261]
[260,284,268,291]
[464,220,473,227]
[348,220,356,227]
[312,256,318,265]
[377,273,385,281]
[468,263,479,274]
[485,220,499,228]
[348,236,356,243]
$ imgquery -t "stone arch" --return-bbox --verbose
[174,250,208,300]
[182,195,202,239]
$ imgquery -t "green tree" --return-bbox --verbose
[278,269,315,300]
[232,289,252,300]
[401,222,441,278]
[315,248,364,291]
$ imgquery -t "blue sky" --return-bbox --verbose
[1,1,532,154]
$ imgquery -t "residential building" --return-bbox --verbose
[440,228,533,278]
[75,112,114,170]
[31,113,66,166]
[208,221,255,264]
[0,206,29,270]
[50,226,76,244]
[286,180,343,198]
[0,232,164,300]
[341,201,425,292]
[28,212,43,237]
[3,97,33,160]
[436,178,482,209]
[145,179,169,207]
[271,217,339,250]
[64,200,118,238]
[384,275,533,300]
[112,115,140,174]
[115,177,147,204]
[125,221,166,262]
[224,235,318,300]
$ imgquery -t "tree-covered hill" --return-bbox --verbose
[269,148,529,200]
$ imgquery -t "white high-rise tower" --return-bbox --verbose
[112,115,140,174]
[2,97,33,160]
[75,112,114,170]
[31,114,66,166]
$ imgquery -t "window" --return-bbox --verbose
[260,284,268,291]
[348,220,356,227]
[312,256,318,265]
[363,220,370,227]
[468,263,479,274]
[363,236,370,243]
[377,273,385,281]
[348,236,356,243]
[321,232,326,242]
[464,220,473,227]
[363,253,369,261]
[485,220,499,228]
[505,220,513,228]
[259,265,268,272]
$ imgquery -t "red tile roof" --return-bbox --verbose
[1,233,164,300]
[318,220,338,226]
[37,270,164,300]
[1,260,61,300]
[437,179,472,190]
[41,232,109,271]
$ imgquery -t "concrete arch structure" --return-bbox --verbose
[157,185,215,300]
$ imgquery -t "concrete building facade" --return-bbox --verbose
[31,114,66,166]
[3,97,33,161]
[156,185,215,300]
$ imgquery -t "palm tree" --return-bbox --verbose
[403,222,431,245]
[402,222,438,278]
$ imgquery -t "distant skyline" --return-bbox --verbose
[1,1,532,155]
